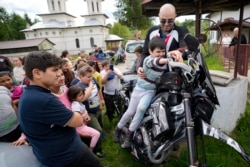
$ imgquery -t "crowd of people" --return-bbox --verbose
[0,44,121,166]
[3,2,246,167]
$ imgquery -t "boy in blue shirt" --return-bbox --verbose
[18,51,101,167]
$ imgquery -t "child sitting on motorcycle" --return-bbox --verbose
[113,37,183,148]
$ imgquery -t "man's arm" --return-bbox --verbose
[141,33,151,67]
[123,58,137,75]
[241,34,247,44]
[178,26,189,49]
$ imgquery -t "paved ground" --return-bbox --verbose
[114,57,135,73]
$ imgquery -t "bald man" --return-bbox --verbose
[140,3,188,67]
[229,27,247,46]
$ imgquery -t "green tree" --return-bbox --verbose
[0,7,11,40]
[109,22,131,46]
[0,7,38,41]
[9,13,27,39]
[113,0,152,30]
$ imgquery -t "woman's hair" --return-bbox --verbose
[61,50,69,58]
[87,60,100,72]
[74,59,87,71]
[61,59,74,86]
[67,85,85,102]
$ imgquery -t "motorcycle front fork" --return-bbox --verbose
[183,92,199,167]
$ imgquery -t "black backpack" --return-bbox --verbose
[0,55,13,72]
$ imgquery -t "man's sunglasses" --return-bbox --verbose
[160,19,175,25]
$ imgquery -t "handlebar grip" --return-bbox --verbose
[168,61,192,73]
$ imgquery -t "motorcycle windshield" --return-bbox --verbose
[184,33,219,105]
[197,52,220,105]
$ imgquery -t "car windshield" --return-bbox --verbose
[126,42,144,53]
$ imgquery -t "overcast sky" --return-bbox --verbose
[0,0,118,24]
[0,0,194,24]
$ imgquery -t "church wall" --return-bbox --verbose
[41,14,75,25]
[24,25,109,55]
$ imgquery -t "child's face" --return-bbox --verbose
[37,66,62,89]
[0,74,13,90]
[149,47,165,58]
[103,63,110,71]
[13,58,22,67]
[75,91,85,102]
[79,72,92,84]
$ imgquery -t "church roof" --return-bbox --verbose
[0,38,55,50]
[38,12,76,18]
[105,34,123,41]
[81,13,109,18]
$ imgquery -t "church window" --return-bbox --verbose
[40,32,42,36]
[76,38,80,48]
[97,2,99,12]
[90,37,94,47]
[59,32,62,35]
[34,33,37,37]
[52,0,55,11]
[89,29,93,33]
[92,2,94,12]
[58,1,61,11]
[45,32,48,35]
[53,31,56,35]
[75,31,78,34]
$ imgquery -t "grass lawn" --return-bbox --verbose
[100,55,250,167]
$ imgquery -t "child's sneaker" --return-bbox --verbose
[121,131,132,148]
[96,151,106,158]
[113,128,121,142]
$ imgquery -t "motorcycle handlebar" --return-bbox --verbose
[168,60,192,73]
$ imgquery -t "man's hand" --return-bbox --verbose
[137,67,147,79]
[168,50,183,62]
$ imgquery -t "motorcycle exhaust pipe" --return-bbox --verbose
[140,127,166,164]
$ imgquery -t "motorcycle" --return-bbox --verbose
[106,50,126,65]
[115,34,250,166]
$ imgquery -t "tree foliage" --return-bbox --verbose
[0,7,39,41]
[113,0,152,30]
[109,22,131,40]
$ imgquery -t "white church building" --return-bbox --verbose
[21,0,110,55]
[208,4,250,44]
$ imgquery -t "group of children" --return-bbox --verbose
[0,48,124,160]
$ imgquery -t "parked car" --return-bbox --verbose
[124,40,144,67]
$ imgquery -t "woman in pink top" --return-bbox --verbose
[50,69,71,109]
[50,69,100,152]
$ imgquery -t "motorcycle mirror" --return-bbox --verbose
[184,34,200,52]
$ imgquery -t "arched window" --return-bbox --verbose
[58,1,61,11]
[97,2,99,12]
[52,0,55,11]
[92,2,94,12]
[90,37,94,47]
[76,38,80,48]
